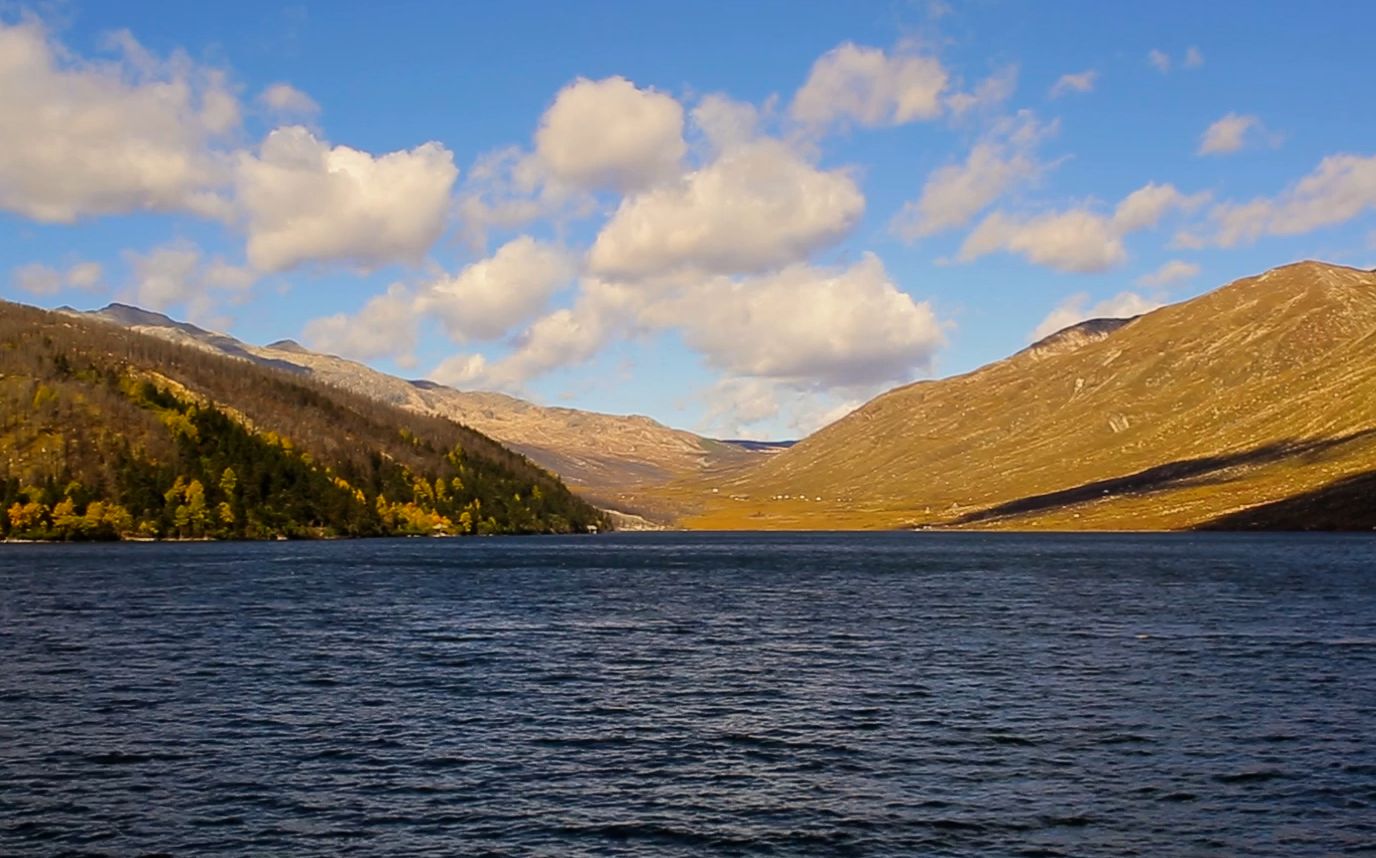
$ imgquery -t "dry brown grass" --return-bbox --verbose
[656,261,1376,531]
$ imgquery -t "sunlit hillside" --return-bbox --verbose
[674,261,1376,531]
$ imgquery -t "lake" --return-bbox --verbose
[1,533,1373,855]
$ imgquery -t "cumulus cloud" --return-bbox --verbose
[418,237,575,342]
[791,42,948,129]
[960,182,1206,272]
[9,261,102,296]
[120,242,253,323]
[945,65,1018,117]
[441,252,943,397]
[961,209,1126,273]
[0,19,237,223]
[124,244,202,309]
[234,126,458,272]
[258,82,319,116]
[1198,113,1259,155]
[1148,49,1172,73]
[587,139,863,279]
[691,93,762,153]
[1030,291,1161,341]
[1208,152,1376,246]
[534,76,685,193]
[1049,69,1097,98]
[891,110,1056,240]
[302,282,418,365]
[11,263,63,296]
[702,377,782,435]
[1137,260,1200,287]
[456,76,686,246]
[66,262,104,291]
[671,255,943,387]
[434,297,615,391]
[1112,182,1209,231]
[699,377,864,440]
[1183,46,1205,69]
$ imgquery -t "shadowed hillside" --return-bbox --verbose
[1,302,605,540]
[676,261,1376,530]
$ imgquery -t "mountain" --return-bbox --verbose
[1,301,606,540]
[75,305,760,518]
[679,261,1376,530]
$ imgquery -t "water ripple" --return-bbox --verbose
[1,532,1374,855]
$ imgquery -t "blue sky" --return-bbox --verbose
[3,1,1374,439]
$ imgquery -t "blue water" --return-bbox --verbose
[1,533,1374,856]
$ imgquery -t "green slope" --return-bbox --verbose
[0,301,607,540]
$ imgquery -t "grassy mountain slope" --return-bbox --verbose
[679,261,1376,530]
[1,302,605,540]
[78,305,760,516]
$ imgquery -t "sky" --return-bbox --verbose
[3,1,1375,440]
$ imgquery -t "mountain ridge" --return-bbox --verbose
[2,301,606,540]
[673,260,1376,530]
[71,304,765,518]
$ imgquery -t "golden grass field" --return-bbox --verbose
[644,261,1376,531]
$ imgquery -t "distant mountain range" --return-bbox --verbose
[675,260,1376,531]
[21,258,1376,533]
[73,304,768,520]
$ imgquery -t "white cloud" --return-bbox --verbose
[455,146,574,250]
[1198,113,1259,155]
[0,19,237,223]
[946,65,1018,117]
[1208,152,1376,246]
[588,138,863,279]
[418,237,575,342]
[437,299,614,391]
[66,262,104,291]
[1112,182,1209,231]
[430,353,490,388]
[1031,291,1161,341]
[1137,260,1200,287]
[669,254,943,387]
[702,377,782,434]
[234,126,458,272]
[698,377,863,440]
[1049,69,1098,98]
[11,263,62,296]
[1148,47,1203,74]
[960,209,1126,272]
[691,93,761,153]
[124,244,202,310]
[791,42,948,129]
[534,76,685,193]
[258,82,319,116]
[891,111,1056,240]
[120,242,255,321]
[446,252,944,397]
[11,260,105,295]
[961,181,1207,272]
[455,76,685,246]
[302,283,418,365]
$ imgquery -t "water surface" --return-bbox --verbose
[2,533,1374,855]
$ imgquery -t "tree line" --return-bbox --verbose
[0,302,608,540]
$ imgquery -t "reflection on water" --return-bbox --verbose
[1,533,1373,855]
